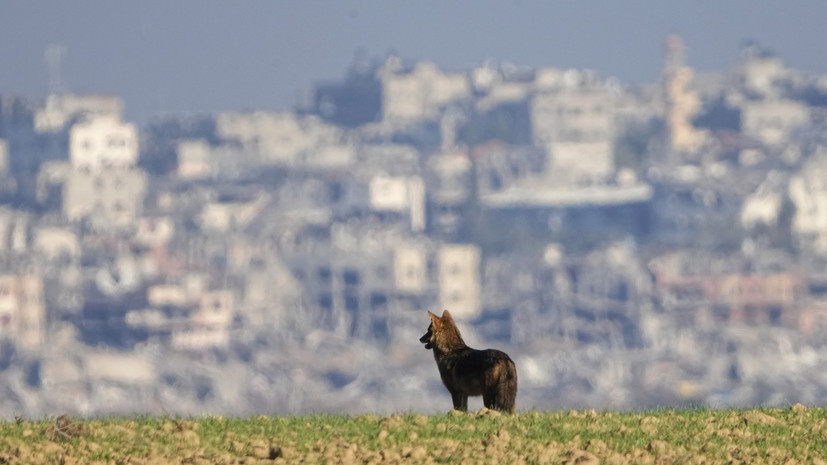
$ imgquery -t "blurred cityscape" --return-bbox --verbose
[2,36,827,417]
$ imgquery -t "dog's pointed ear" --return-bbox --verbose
[428,310,441,326]
[441,309,453,321]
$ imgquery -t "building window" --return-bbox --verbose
[769,306,782,326]
[318,293,332,310]
[343,269,360,287]
[345,294,359,312]
[370,293,387,310]
[250,258,266,270]
[317,267,332,284]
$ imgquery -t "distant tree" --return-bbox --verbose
[140,116,219,176]
[614,118,665,170]
[796,87,827,108]
[693,97,741,132]
[312,76,382,128]
[750,194,798,254]
[458,102,532,146]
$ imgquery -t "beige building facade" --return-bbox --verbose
[0,274,45,352]
[378,61,471,122]
[438,244,481,320]
[63,169,147,226]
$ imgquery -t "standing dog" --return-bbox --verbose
[420,310,517,412]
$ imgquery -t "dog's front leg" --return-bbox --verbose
[451,391,468,412]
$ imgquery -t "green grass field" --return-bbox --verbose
[1,405,826,464]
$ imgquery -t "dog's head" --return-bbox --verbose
[420,322,434,350]
[420,310,453,350]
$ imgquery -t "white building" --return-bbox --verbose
[0,209,30,254]
[738,47,787,99]
[177,139,213,180]
[377,60,471,122]
[740,99,809,147]
[32,227,81,260]
[171,290,235,351]
[60,110,148,227]
[190,290,235,328]
[740,171,786,230]
[369,175,426,232]
[84,351,156,385]
[69,116,138,170]
[531,87,617,181]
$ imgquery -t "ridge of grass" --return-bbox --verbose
[1,405,826,464]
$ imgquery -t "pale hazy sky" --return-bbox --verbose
[2,1,827,124]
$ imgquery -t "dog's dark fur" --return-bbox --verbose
[420,310,517,412]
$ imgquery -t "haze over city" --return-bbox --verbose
[3,2,827,418]
[3,1,827,123]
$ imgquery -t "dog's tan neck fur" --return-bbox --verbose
[434,321,467,354]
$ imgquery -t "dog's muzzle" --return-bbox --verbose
[420,332,433,349]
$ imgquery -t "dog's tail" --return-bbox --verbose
[495,356,518,413]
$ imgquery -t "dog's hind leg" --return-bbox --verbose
[482,390,495,410]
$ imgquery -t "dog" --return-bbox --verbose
[420,310,517,412]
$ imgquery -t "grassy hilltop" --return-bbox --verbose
[1,406,826,464]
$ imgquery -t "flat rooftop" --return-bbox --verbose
[480,182,654,208]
